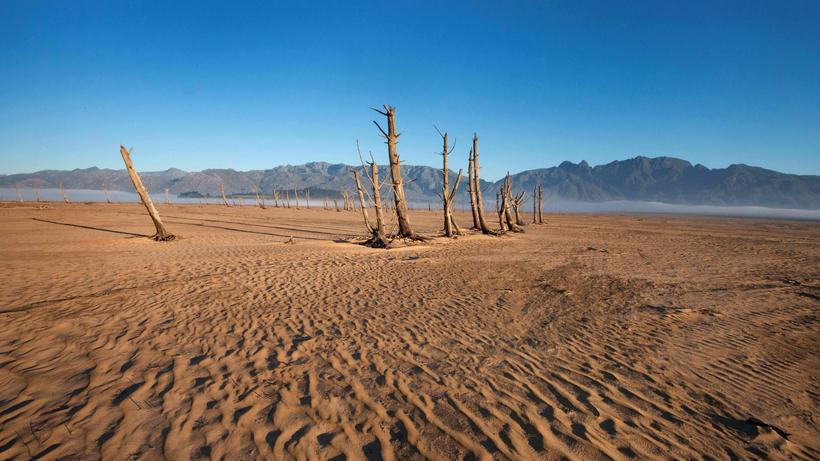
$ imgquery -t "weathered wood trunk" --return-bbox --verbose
[440,132,455,237]
[502,175,522,232]
[164,188,170,205]
[305,190,310,209]
[513,191,526,226]
[496,189,503,230]
[334,199,340,212]
[533,186,537,223]
[285,190,291,208]
[103,187,111,204]
[467,150,480,229]
[221,183,230,207]
[375,105,419,239]
[119,146,174,241]
[352,170,373,234]
[60,182,70,203]
[15,184,22,202]
[294,189,300,209]
[538,186,544,224]
[472,134,493,234]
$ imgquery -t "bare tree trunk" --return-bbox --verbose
[294,189,300,209]
[323,195,328,210]
[496,189,503,230]
[220,183,230,207]
[119,146,174,241]
[467,150,480,229]
[533,186,537,223]
[305,190,310,209]
[164,188,170,205]
[512,191,526,226]
[374,105,420,239]
[538,186,544,224]
[472,134,493,234]
[254,185,266,209]
[353,170,374,234]
[285,190,291,208]
[34,189,41,202]
[273,190,280,208]
[103,187,111,204]
[15,184,22,202]
[60,182,70,203]
[439,130,455,237]
[502,174,522,232]
[334,199,340,212]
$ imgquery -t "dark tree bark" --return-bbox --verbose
[119,145,174,241]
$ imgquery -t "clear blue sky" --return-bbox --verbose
[1,1,818,180]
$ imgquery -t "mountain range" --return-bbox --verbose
[2,156,818,209]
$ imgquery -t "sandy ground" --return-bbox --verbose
[0,201,818,460]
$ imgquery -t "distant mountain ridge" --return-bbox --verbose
[2,156,819,209]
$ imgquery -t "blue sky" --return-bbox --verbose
[1,1,818,180]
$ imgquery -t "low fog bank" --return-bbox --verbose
[549,200,820,221]
[2,188,818,221]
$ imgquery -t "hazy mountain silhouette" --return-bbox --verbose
[2,157,818,209]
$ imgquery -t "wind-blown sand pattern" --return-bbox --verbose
[0,202,818,460]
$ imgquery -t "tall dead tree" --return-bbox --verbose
[273,189,280,208]
[221,183,230,207]
[501,174,522,232]
[467,149,480,229]
[305,190,310,209]
[538,185,544,224]
[355,142,390,247]
[15,184,22,202]
[532,186,539,222]
[103,187,111,204]
[512,191,526,226]
[436,128,462,237]
[294,189,300,209]
[119,145,174,241]
[496,189,503,230]
[285,190,291,208]
[373,105,422,239]
[253,184,266,209]
[59,182,70,203]
[353,170,373,234]
[471,134,493,234]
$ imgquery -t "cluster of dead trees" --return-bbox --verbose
[115,104,545,243]
[352,104,544,247]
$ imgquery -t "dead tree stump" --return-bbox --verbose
[119,145,174,241]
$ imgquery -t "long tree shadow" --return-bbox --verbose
[161,214,356,236]
[32,218,150,238]
[165,220,332,241]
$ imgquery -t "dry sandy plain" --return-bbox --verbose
[0,201,818,461]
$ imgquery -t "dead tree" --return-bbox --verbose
[103,187,111,204]
[467,149,480,229]
[323,195,328,210]
[305,190,310,209]
[538,185,544,224]
[294,189,300,209]
[285,190,291,208]
[353,170,373,233]
[59,182,70,203]
[436,128,462,237]
[471,134,493,234]
[512,190,526,226]
[15,184,22,202]
[253,185,266,209]
[34,188,41,202]
[354,143,390,247]
[333,199,340,212]
[373,105,422,239]
[119,145,174,241]
[164,188,170,205]
[533,186,539,222]
[496,189,503,230]
[221,183,230,207]
[501,174,522,232]
[273,189,280,208]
